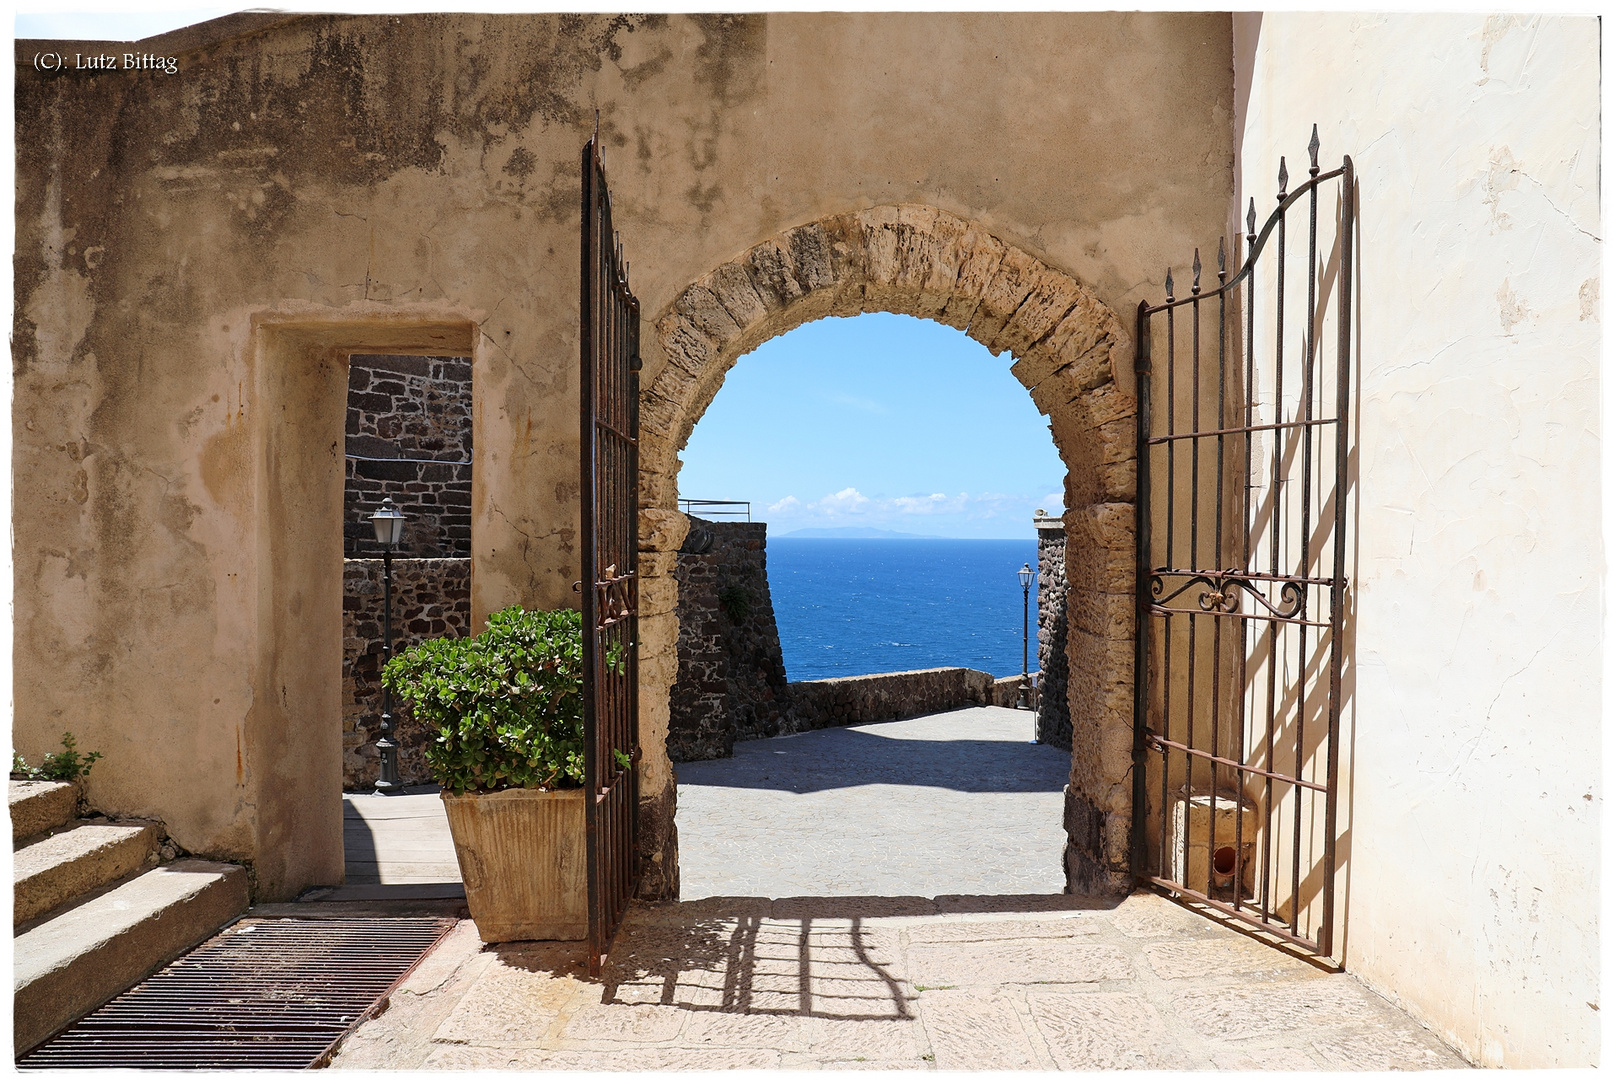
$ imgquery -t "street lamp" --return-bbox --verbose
[1016,562,1034,710]
[369,497,406,794]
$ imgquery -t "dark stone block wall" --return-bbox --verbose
[344,353,473,558]
[343,558,473,789]
[1035,513,1072,749]
[668,519,791,762]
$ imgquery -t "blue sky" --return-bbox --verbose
[14,8,238,40]
[678,313,1065,539]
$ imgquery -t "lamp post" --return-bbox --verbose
[369,498,406,794]
[1016,562,1033,710]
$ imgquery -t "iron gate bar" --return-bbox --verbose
[1131,126,1354,957]
[1149,416,1335,443]
[1144,733,1331,792]
[16,917,455,1069]
[580,127,642,979]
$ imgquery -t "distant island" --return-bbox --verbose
[777,527,945,539]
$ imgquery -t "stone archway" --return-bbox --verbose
[632,205,1137,901]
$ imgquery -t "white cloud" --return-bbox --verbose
[891,492,965,515]
[759,485,1065,537]
[818,487,870,514]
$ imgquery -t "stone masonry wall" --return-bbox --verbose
[344,354,473,559]
[991,674,1039,709]
[1034,512,1072,749]
[786,668,996,732]
[668,519,791,762]
[343,558,472,789]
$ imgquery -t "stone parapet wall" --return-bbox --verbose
[785,667,995,732]
[1034,513,1072,749]
[991,674,1039,709]
[343,558,472,789]
[344,354,473,559]
[667,519,791,762]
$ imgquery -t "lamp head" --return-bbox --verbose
[1018,563,1033,588]
[370,497,406,549]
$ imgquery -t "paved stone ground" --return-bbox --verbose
[330,892,1467,1070]
[676,707,1070,897]
[329,707,1468,1070]
[343,787,461,885]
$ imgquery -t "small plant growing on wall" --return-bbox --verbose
[11,732,103,782]
[717,584,751,624]
[382,606,588,795]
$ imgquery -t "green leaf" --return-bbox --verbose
[384,606,589,794]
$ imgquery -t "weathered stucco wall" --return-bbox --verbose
[12,12,1231,900]
[1236,13,1600,1067]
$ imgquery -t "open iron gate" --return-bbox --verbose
[580,130,642,977]
[1132,128,1355,957]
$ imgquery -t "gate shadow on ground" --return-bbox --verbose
[583,893,1121,1016]
[676,725,1071,794]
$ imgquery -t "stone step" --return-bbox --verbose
[14,822,162,926]
[9,781,79,843]
[13,859,250,1054]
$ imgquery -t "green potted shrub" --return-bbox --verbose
[383,605,589,943]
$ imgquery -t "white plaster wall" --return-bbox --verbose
[1237,13,1600,1067]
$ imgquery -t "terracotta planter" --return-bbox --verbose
[440,787,586,943]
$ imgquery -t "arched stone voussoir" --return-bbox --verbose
[855,205,971,318]
[641,204,1134,508]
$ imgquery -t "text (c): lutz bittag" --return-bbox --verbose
[33,52,179,75]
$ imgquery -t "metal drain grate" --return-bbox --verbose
[18,916,456,1070]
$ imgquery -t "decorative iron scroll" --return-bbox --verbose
[594,565,636,628]
[1148,570,1307,621]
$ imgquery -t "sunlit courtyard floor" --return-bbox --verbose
[324,707,1469,1070]
[676,706,1070,898]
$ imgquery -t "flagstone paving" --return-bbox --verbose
[328,707,1469,1069]
[329,891,1467,1070]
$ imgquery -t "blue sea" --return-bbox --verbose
[766,539,1039,681]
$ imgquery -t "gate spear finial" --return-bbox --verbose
[1278,156,1289,198]
[1191,249,1202,294]
[1217,237,1227,282]
[1247,198,1257,249]
[1165,267,1174,302]
[1309,124,1321,176]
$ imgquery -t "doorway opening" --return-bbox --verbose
[632,205,1137,903]
[338,351,474,891]
[671,311,1071,900]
